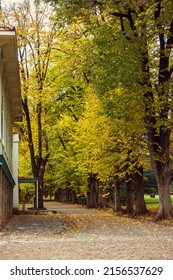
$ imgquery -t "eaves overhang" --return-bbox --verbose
[0,27,22,122]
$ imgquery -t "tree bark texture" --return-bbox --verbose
[147,128,173,220]
[125,180,134,214]
[114,177,122,212]
[98,182,107,208]
[87,173,97,208]
[72,190,78,204]
[133,167,148,215]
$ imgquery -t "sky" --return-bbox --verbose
[1,0,30,7]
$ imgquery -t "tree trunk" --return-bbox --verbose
[147,128,173,220]
[87,173,97,208]
[125,180,134,214]
[133,167,148,215]
[58,189,64,202]
[50,186,52,200]
[65,182,71,203]
[153,160,173,220]
[98,182,107,208]
[34,156,49,209]
[23,97,50,210]
[72,190,78,204]
[114,177,122,212]
[22,98,37,175]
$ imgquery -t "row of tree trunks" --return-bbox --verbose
[114,168,148,215]
[55,187,78,204]
[86,168,148,214]
[87,174,109,208]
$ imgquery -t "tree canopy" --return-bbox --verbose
[2,0,173,219]
[46,0,173,220]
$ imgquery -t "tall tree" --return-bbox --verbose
[2,0,58,208]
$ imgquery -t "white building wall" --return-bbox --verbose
[0,29,22,226]
[0,68,13,172]
[12,133,19,209]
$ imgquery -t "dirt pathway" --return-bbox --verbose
[0,202,173,260]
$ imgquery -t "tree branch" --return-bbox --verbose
[59,136,67,151]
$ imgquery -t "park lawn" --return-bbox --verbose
[144,195,173,211]
[144,194,173,203]
[144,195,159,203]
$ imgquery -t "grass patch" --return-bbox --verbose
[146,203,159,211]
[144,195,173,202]
[145,195,159,203]
[144,195,173,211]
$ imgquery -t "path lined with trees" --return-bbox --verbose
[1,0,173,220]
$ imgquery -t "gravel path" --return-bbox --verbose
[0,202,173,260]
